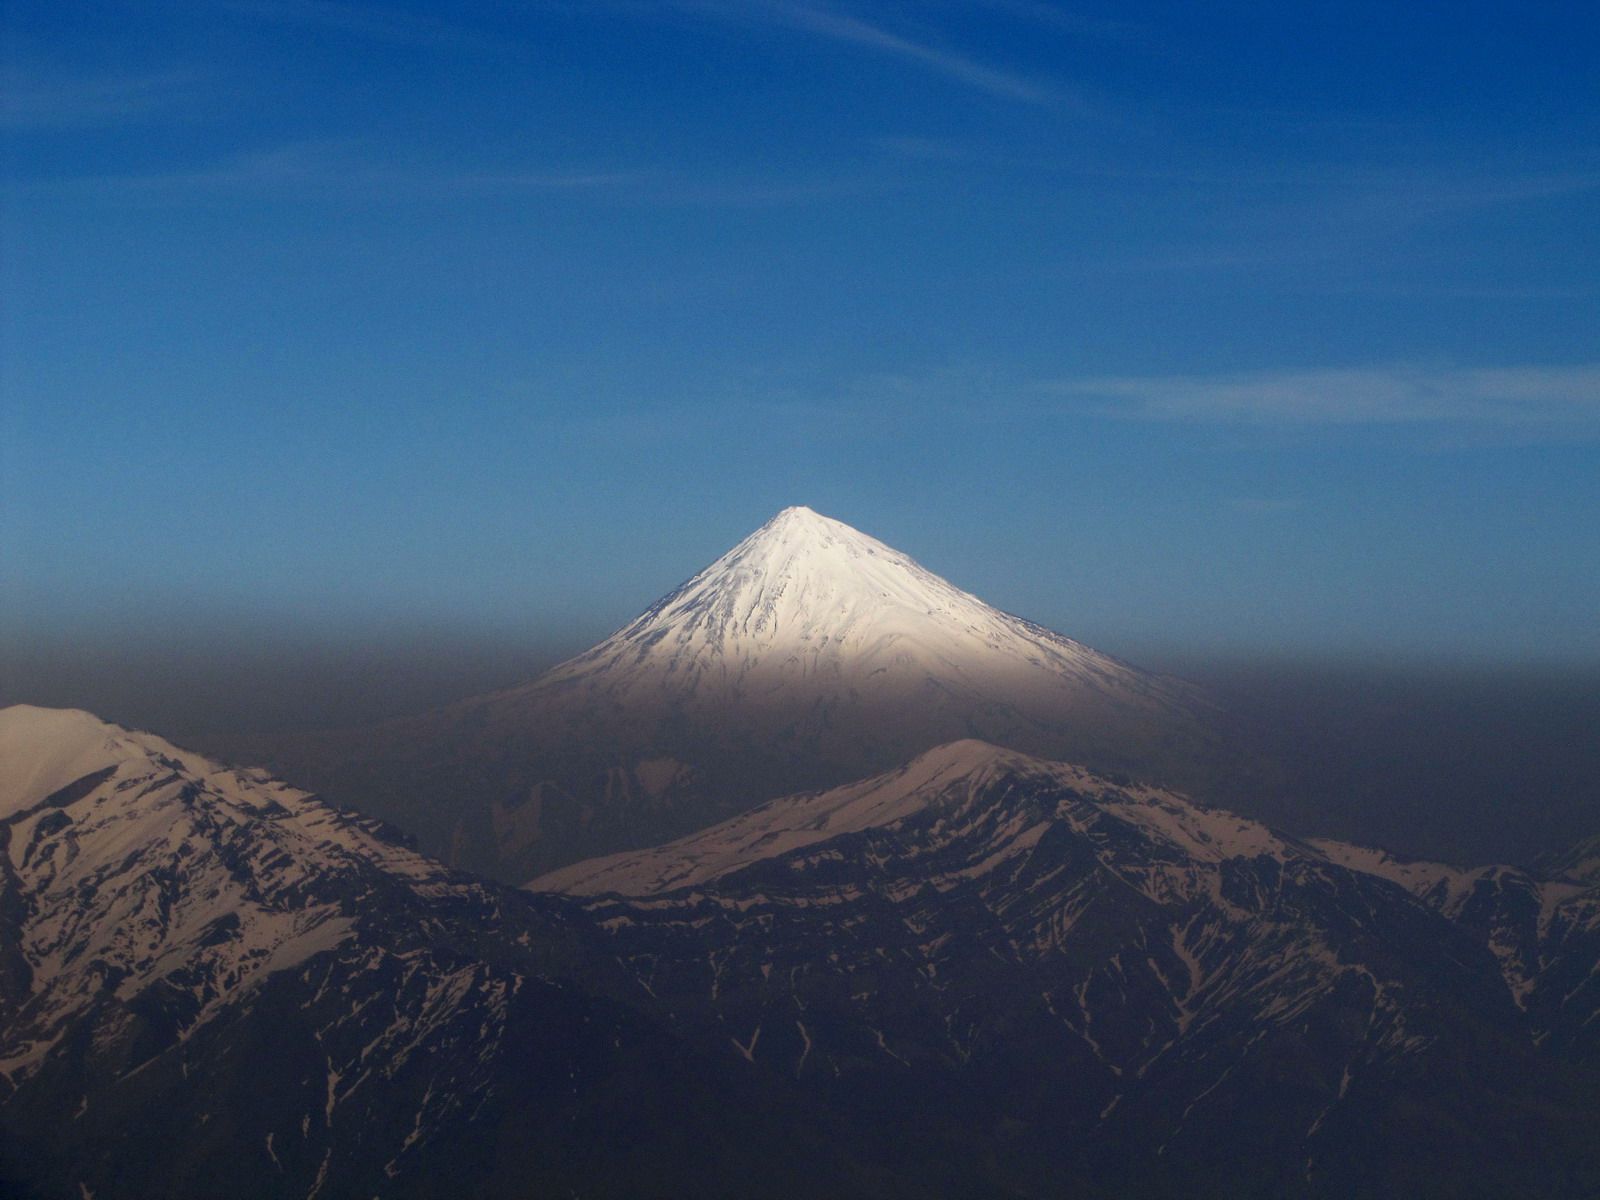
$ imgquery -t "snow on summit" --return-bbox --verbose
[531,738,1292,897]
[0,705,450,1088]
[606,504,1011,657]
[538,504,1172,709]
[0,705,175,819]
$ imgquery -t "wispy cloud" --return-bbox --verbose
[1300,282,1598,302]
[1224,496,1304,515]
[6,140,880,209]
[972,0,1153,48]
[1052,364,1600,439]
[711,361,1600,445]
[1316,166,1600,235]
[0,68,204,129]
[671,0,1062,106]
[213,0,511,55]
[873,135,976,163]
[3,140,635,199]
[1122,164,1600,277]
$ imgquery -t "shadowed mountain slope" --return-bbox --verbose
[531,737,1600,1197]
[0,706,881,1199]
[6,707,1600,1198]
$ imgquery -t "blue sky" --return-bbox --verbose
[4,0,1598,669]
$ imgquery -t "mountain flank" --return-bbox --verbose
[232,506,1225,882]
[6,706,1600,1197]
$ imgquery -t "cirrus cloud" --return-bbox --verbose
[1052,363,1600,439]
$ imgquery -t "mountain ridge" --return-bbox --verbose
[530,737,1288,896]
[0,703,879,1198]
[534,730,1600,1070]
[543,726,1600,1196]
[7,705,1600,1197]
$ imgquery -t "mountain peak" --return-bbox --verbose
[529,735,1259,898]
[590,506,999,664]
[754,504,858,542]
[737,504,902,577]
[532,506,1169,733]
[768,503,823,523]
[0,704,157,819]
[528,736,1056,896]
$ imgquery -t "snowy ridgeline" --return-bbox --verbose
[0,706,454,1087]
[0,704,707,1199]
[533,738,1294,896]
[532,733,1600,1035]
[5,703,1600,1198]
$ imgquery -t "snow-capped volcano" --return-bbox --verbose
[245,506,1220,884]
[545,506,1159,707]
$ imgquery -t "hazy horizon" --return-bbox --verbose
[6,550,1599,741]
[6,585,1597,872]
[6,491,1595,871]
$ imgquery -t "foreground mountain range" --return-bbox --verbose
[5,705,1600,1198]
[229,507,1225,884]
[0,706,857,1198]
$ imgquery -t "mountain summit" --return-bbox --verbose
[592,503,979,664]
[540,505,1172,713]
[246,507,1221,883]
